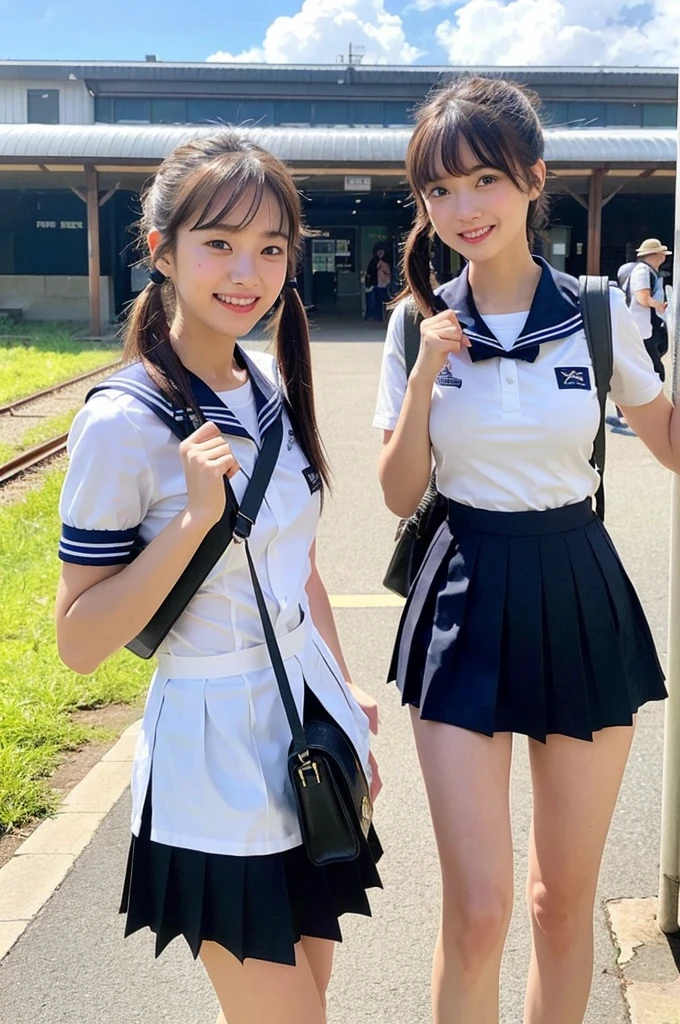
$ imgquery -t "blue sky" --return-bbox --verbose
[0,0,674,67]
[0,0,286,61]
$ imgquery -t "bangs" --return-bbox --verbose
[409,103,532,194]
[177,153,293,241]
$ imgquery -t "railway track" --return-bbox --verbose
[0,360,123,416]
[0,360,123,485]
[0,433,69,485]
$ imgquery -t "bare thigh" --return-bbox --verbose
[410,712,514,914]
[527,724,635,908]
[201,936,333,1024]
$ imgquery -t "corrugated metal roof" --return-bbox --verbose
[0,123,675,166]
[0,61,676,89]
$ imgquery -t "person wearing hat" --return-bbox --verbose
[609,238,671,430]
[620,238,670,369]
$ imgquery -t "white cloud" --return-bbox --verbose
[433,0,680,66]
[207,0,423,65]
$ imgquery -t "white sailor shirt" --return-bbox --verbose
[59,348,371,856]
[374,257,663,514]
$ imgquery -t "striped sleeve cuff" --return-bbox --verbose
[58,524,140,566]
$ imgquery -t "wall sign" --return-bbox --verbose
[344,175,371,192]
[36,220,84,230]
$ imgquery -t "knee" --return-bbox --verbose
[442,887,512,973]
[528,878,591,947]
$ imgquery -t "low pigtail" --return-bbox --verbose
[401,214,442,318]
[123,279,200,419]
[268,285,331,493]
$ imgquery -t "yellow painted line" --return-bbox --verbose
[329,594,405,608]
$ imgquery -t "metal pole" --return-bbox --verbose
[657,83,680,933]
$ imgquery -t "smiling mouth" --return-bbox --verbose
[214,294,260,313]
[459,226,495,244]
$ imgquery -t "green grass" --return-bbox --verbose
[0,323,121,406]
[0,410,77,464]
[0,470,150,832]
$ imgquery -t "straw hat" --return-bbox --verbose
[636,237,672,257]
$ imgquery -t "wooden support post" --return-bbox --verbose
[85,164,101,337]
[587,168,604,276]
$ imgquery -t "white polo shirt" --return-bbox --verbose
[374,258,663,513]
[59,349,371,856]
[628,262,664,340]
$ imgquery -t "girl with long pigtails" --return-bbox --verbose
[375,77,674,1024]
[56,130,382,1024]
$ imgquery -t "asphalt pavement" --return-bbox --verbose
[0,337,673,1024]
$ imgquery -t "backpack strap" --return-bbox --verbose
[578,276,614,520]
[403,299,423,377]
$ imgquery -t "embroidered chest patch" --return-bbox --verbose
[554,366,591,391]
[302,466,322,494]
[435,366,463,389]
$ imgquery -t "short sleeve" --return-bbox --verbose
[629,263,652,296]
[373,300,409,431]
[608,287,664,409]
[58,393,154,566]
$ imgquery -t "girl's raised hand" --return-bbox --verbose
[415,309,471,379]
[180,421,240,528]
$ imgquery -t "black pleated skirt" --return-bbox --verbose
[390,498,666,743]
[120,690,383,966]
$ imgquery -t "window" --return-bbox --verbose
[187,98,239,123]
[276,100,312,125]
[383,101,414,125]
[643,103,677,128]
[312,100,349,125]
[349,101,384,126]
[27,89,59,124]
[567,102,607,127]
[94,97,114,123]
[237,100,274,125]
[151,98,187,124]
[541,101,569,126]
[605,103,642,127]
[113,97,152,123]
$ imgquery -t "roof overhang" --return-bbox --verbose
[0,124,675,195]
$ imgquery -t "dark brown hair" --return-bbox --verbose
[401,76,549,317]
[124,128,329,489]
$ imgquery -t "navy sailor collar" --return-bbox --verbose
[436,256,583,360]
[88,344,282,446]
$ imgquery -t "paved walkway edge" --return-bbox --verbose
[0,719,140,960]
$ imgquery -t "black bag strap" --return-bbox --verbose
[403,299,423,378]
[125,405,283,659]
[578,275,614,521]
[242,539,308,756]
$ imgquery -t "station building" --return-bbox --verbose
[0,60,676,332]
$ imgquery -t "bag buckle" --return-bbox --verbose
[297,751,321,787]
[233,511,255,543]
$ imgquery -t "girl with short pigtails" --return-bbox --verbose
[56,129,382,1024]
[375,76,677,1024]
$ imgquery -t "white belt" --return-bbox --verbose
[156,617,308,680]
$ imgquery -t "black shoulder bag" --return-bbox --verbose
[383,278,614,597]
[237,521,374,866]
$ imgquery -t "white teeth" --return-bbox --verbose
[216,295,257,306]
[462,227,492,239]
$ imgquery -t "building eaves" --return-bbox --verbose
[0,123,675,167]
[0,60,676,90]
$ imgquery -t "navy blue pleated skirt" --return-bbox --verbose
[120,689,383,966]
[390,498,666,743]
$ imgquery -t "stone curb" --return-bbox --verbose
[0,719,140,961]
